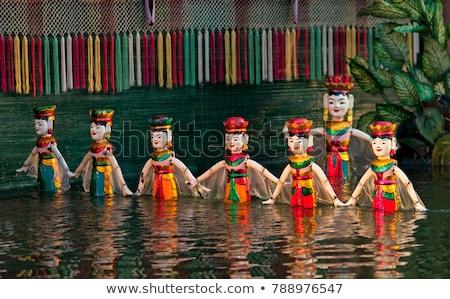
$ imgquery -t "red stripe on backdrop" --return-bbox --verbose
[31,36,36,96]
[172,31,178,86]
[296,28,301,79]
[150,32,156,86]
[236,29,242,84]
[7,35,14,92]
[340,27,346,75]
[333,28,339,76]
[73,35,80,89]
[37,36,43,94]
[273,29,279,80]
[0,35,5,92]
[243,29,248,83]
[102,35,108,93]
[304,27,310,81]
[177,30,183,86]
[142,32,149,86]
[356,27,361,56]
[80,35,86,89]
[363,28,368,60]
[109,35,115,92]
[210,31,216,84]
[218,30,224,83]
[279,29,285,80]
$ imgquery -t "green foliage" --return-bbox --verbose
[349,0,450,165]
[416,107,444,144]
[432,133,450,165]
[376,103,416,123]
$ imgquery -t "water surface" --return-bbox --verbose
[0,167,449,279]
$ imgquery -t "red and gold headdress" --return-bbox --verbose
[149,115,173,131]
[369,121,397,138]
[33,105,56,120]
[285,118,313,135]
[324,75,354,95]
[90,109,114,126]
[223,116,248,133]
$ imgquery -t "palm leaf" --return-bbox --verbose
[347,56,383,95]
[412,67,432,85]
[416,107,444,144]
[358,0,409,19]
[369,65,394,88]
[445,72,450,95]
[392,71,420,107]
[422,37,450,78]
[421,54,441,82]
[357,111,379,134]
[374,39,404,70]
[431,0,447,46]
[414,81,435,102]
[376,103,416,123]
[447,22,450,39]
[393,0,428,23]
[377,23,410,62]
[393,23,427,34]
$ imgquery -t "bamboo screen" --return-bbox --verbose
[0,0,398,97]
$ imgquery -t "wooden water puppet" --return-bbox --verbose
[346,121,427,212]
[16,105,72,192]
[71,109,132,197]
[134,115,198,199]
[311,75,373,188]
[263,118,344,208]
[191,116,278,203]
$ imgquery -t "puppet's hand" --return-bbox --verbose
[262,198,275,205]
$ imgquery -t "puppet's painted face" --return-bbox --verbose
[225,133,245,153]
[151,131,168,150]
[328,94,350,119]
[90,122,106,141]
[288,134,307,155]
[371,137,392,158]
[34,119,49,136]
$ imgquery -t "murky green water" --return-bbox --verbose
[1,83,449,278]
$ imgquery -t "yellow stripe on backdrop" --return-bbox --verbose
[407,31,413,72]
[22,36,30,94]
[95,35,102,93]
[157,32,164,88]
[14,35,21,94]
[224,30,230,86]
[292,28,298,80]
[231,29,237,85]
[165,32,173,89]
[285,28,292,82]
